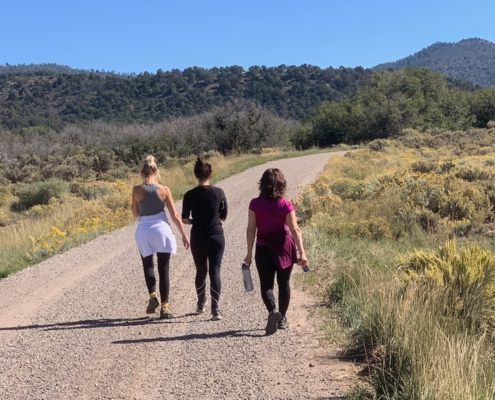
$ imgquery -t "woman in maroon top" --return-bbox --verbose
[244,168,308,335]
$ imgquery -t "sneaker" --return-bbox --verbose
[196,299,208,314]
[265,310,281,335]
[160,305,173,319]
[146,295,160,314]
[211,310,223,321]
[278,316,288,330]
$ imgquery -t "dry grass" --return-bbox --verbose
[297,128,495,399]
[329,259,495,399]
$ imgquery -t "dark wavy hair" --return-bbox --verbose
[194,156,212,181]
[259,168,287,199]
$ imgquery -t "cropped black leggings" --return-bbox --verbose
[190,234,225,311]
[141,252,171,303]
[255,246,293,315]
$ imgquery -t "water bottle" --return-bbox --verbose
[242,263,254,292]
[298,258,310,272]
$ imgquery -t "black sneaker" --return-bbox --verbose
[265,310,281,335]
[211,309,223,321]
[278,316,288,330]
[196,299,208,314]
[160,305,173,319]
[146,295,160,314]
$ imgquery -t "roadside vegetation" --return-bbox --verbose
[0,147,335,279]
[295,125,495,399]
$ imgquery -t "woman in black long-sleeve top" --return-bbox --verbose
[182,157,228,321]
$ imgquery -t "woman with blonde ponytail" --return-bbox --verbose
[132,156,189,319]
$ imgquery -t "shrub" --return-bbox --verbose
[12,179,69,211]
[0,186,12,207]
[487,121,495,129]
[0,210,11,227]
[455,166,493,182]
[330,179,356,198]
[452,219,472,237]
[290,124,314,150]
[441,161,455,172]
[52,165,79,181]
[399,240,495,333]
[103,191,131,212]
[440,195,473,221]
[368,139,388,152]
[352,216,392,241]
[411,160,436,173]
[70,182,114,200]
[25,204,55,219]
[201,150,222,159]
[416,209,440,232]
[91,150,114,176]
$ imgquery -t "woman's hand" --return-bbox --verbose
[244,254,252,266]
[182,234,190,250]
[297,255,308,270]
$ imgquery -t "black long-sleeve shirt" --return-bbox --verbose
[182,186,228,237]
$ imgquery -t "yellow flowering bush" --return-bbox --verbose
[296,137,495,240]
[24,204,55,219]
[398,240,495,333]
[25,177,134,262]
[27,216,118,261]
[28,226,69,260]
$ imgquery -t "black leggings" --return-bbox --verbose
[255,246,293,315]
[190,234,225,311]
[141,252,171,303]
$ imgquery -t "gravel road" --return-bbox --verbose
[0,152,350,400]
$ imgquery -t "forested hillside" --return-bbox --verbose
[0,65,370,131]
[297,68,495,147]
[0,63,131,77]
[374,38,495,87]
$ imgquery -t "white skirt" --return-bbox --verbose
[135,211,177,257]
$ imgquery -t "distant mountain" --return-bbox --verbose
[0,63,131,77]
[0,41,488,132]
[374,38,495,87]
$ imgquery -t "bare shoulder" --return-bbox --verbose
[157,184,171,200]
[132,184,144,195]
[157,184,170,193]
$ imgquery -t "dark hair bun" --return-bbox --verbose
[194,156,212,181]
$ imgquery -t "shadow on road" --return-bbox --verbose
[0,313,201,332]
[112,329,264,344]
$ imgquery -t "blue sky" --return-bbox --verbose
[1,0,494,73]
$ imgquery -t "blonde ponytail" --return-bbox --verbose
[141,155,159,180]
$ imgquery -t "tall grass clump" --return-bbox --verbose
[329,257,495,399]
[296,128,495,399]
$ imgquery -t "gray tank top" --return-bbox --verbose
[138,183,165,216]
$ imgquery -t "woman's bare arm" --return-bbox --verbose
[286,210,308,269]
[131,187,140,217]
[163,186,190,249]
[244,210,257,265]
